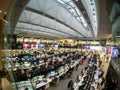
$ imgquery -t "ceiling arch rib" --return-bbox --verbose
[26,0,93,37]
[25,7,85,37]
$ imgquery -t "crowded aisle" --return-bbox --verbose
[48,51,90,90]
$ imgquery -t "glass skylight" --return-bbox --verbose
[57,0,88,28]
[88,0,97,29]
[10,0,94,38]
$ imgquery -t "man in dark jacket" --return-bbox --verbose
[68,80,74,90]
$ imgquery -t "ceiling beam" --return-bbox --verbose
[17,30,64,39]
[25,7,86,37]
[18,21,75,37]
[17,33,60,39]
[15,26,69,37]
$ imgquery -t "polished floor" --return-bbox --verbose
[48,59,89,90]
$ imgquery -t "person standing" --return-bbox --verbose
[68,80,74,90]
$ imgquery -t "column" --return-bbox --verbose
[0,18,7,71]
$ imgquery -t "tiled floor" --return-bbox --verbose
[48,59,89,90]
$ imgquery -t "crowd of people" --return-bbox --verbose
[66,52,105,90]
[2,49,89,90]
[3,49,110,90]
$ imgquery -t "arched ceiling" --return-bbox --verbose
[4,0,112,40]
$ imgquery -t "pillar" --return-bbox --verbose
[0,18,7,71]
